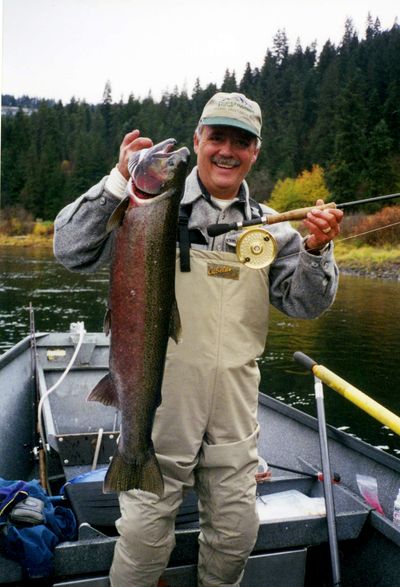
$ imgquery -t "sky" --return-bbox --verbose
[1,0,399,105]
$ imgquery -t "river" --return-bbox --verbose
[1,246,399,456]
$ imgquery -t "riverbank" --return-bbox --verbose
[0,234,53,248]
[1,235,399,279]
[334,242,400,280]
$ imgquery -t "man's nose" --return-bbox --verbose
[218,139,234,155]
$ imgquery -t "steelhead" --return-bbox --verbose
[88,139,190,497]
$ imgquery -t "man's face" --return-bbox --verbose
[193,125,259,199]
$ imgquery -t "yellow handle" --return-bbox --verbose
[313,364,400,436]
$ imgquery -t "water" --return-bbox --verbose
[1,246,399,456]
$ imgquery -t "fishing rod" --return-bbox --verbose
[206,192,400,269]
[29,303,48,491]
[267,462,341,483]
[207,192,400,237]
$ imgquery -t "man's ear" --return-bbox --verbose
[251,148,260,165]
[193,132,199,155]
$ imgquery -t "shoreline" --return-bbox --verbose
[1,236,399,281]
[338,264,400,281]
[0,235,54,248]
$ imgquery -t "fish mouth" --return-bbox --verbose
[128,139,190,197]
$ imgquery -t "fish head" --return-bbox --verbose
[106,140,190,233]
[128,138,190,199]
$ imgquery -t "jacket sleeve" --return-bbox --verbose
[266,212,339,319]
[53,177,120,272]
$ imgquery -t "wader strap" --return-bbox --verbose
[249,198,263,219]
[178,215,191,272]
[177,203,194,273]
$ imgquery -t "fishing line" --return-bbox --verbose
[276,219,400,264]
[336,220,400,244]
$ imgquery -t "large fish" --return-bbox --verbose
[88,138,190,497]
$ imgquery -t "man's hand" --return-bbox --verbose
[303,199,344,253]
[117,130,153,180]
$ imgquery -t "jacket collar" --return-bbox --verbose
[181,166,253,219]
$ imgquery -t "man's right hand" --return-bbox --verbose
[117,130,153,179]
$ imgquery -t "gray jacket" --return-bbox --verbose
[54,167,339,319]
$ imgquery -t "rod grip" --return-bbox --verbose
[293,351,317,372]
[267,202,337,225]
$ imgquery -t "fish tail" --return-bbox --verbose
[103,448,164,498]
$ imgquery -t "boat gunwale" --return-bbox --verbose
[258,393,400,472]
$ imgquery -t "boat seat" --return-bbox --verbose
[64,482,199,536]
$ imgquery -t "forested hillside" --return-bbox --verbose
[2,18,400,220]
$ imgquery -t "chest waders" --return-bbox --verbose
[110,249,270,587]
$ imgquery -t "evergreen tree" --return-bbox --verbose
[364,119,394,199]
[327,69,368,202]
[1,110,30,208]
[221,69,237,92]
[309,46,339,166]
[239,63,255,95]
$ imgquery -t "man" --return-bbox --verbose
[54,92,343,586]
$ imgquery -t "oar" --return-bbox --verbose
[294,351,342,587]
[207,191,400,237]
[294,352,400,435]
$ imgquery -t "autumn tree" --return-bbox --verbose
[268,165,331,211]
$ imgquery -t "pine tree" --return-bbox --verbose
[364,119,394,200]
[221,69,237,92]
[327,67,368,202]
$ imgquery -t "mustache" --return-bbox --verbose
[211,156,240,167]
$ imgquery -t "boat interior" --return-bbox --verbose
[1,328,400,586]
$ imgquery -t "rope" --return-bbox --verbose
[37,323,86,454]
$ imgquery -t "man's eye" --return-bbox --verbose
[235,139,251,148]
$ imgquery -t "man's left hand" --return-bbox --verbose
[303,199,344,253]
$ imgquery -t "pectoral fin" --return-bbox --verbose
[169,297,182,344]
[106,195,130,233]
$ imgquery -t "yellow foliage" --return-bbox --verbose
[10,218,23,235]
[33,221,54,237]
[268,165,331,212]
[60,159,73,174]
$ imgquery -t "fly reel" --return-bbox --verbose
[236,227,277,269]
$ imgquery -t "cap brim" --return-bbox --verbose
[201,117,261,139]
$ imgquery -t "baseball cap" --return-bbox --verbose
[199,92,262,139]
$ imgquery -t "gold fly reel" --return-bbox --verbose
[236,227,277,269]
